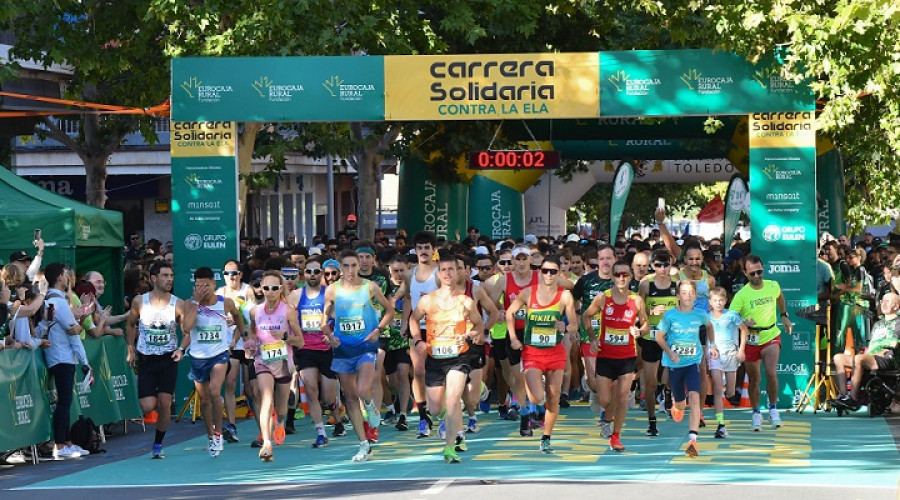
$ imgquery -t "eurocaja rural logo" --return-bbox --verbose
[181,76,233,103]
[252,75,304,103]
[752,66,796,94]
[608,69,660,96]
[322,75,376,102]
[680,69,733,95]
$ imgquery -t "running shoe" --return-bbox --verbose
[274,424,286,445]
[69,444,90,456]
[727,392,743,407]
[55,445,82,460]
[466,416,478,434]
[313,434,329,448]
[671,406,685,424]
[646,419,659,437]
[396,414,409,431]
[685,440,699,458]
[751,411,763,431]
[498,404,509,420]
[699,417,706,428]
[333,421,347,437]
[609,433,625,452]
[417,418,431,438]
[540,439,554,454]
[443,446,461,463]
[520,415,533,437]
[455,434,467,452]
[258,442,273,462]
[366,407,381,430]
[285,420,296,435]
[383,409,396,425]
[508,404,520,421]
[479,399,492,414]
[213,432,224,452]
[208,437,219,458]
[599,420,613,439]
[352,441,372,462]
[589,390,603,414]
[223,423,239,443]
[251,434,263,448]
[769,408,782,428]
[559,393,570,409]
[438,419,447,440]
[151,443,165,459]
[715,424,728,439]
[364,422,379,443]
[844,397,861,411]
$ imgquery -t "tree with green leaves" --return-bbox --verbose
[0,1,169,207]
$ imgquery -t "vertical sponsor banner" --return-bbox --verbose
[171,121,238,299]
[723,174,749,249]
[609,162,634,238]
[397,158,468,240]
[467,175,524,240]
[75,337,123,425]
[749,111,817,408]
[816,147,846,238]
[0,349,52,451]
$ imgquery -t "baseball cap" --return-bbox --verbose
[523,234,538,245]
[347,214,357,222]
[308,247,322,256]
[723,249,745,265]
[566,234,580,243]
[475,245,489,255]
[9,251,29,262]
[250,270,264,287]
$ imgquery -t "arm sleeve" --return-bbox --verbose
[572,277,584,301]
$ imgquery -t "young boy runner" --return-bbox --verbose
[707,286,748,438]
[506,255,578,453]
[409,252,485,463]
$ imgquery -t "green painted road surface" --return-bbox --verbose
[16,405,900,490]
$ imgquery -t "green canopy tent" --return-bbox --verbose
[0,167,125,314]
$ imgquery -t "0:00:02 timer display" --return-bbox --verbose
[468,150,561,170]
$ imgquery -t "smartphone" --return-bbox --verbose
[34,228,41,242]
[657,198,665,211]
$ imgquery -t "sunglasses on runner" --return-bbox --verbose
[588,263,599,269]
[498,260,512,266]
[324,271,339,277]
[305,269,322,275]
[613,271,631,278]
[262,285,282,291]
[653,262,670,268]
[223,270,240,276]
[748,270,763,277]
[540,268,559,275]
[478,265,494,271]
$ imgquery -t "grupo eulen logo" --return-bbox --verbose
[763,224,782,242]
[184,234,203,251]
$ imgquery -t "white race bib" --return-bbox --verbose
[531,326,558,347]
[431,338,459,359]
[747,333,760,346]
[196,325,223,344]
[339,316,365,335]
[604,328,629,346]
[146,329,171,346]
[672,341,697,357]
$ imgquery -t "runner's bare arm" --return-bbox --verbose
[320,284,336,332]
[582,295,603,342]
[224,298,244,347]
[505,288,529,346]
[125,296,141,364]
[466,297,485,344]
[369,281,395,332]
[285,307,305,348]
[475,285,501,331]
[777,291,792,334]
[634,295,650,336]
[562,291,579,335]
[181,300,198,338]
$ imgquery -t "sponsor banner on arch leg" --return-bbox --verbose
[749,111,817,408]
[171,121,238,298]
[384,53,600,120]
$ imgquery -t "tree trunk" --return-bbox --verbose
[350,124,400,242]
[237,122,264,234]
[84,155,109,207]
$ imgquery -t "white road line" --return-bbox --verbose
[422,478,453,495]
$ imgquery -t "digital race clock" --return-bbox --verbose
[468,150,561,170]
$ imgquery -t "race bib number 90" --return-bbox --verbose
[531,326,558,347]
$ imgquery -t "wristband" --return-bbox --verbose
[414,339,424,346]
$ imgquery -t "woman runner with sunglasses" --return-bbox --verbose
[244,270,305,461]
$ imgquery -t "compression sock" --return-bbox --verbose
[716,412,725,425]
[154,430,166,445]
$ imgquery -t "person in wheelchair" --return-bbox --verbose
[832,293,900,411]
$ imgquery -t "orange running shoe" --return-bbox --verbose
[686,439,699,458]
[609,433,625,452]
[671,406,685,423]
[274,424,286,445]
